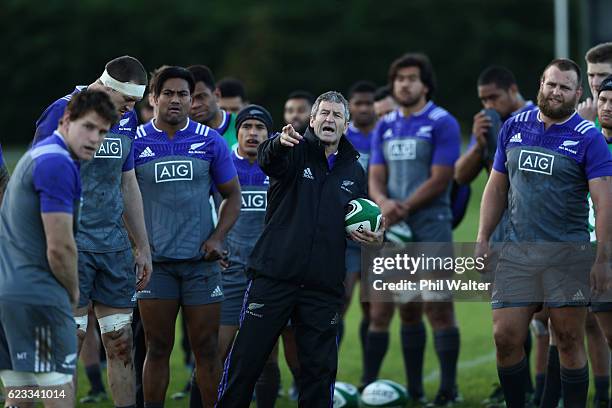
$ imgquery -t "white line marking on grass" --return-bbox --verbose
[424,351,496,383]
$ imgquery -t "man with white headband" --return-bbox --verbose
[33,55,152,408]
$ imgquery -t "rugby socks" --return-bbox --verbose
[595,375,610,403]
[401,322,426,398]
[560,364,589,407]
[144,403,164,408]
[497,357,528,408]
[433,327,460,393]
[533,373,546,405]
[540,345,562,408]
[85,363,106,394]
[362,331,389,385]
[523,331,534,393]
[255,361,281,408]
[359,319,370,375]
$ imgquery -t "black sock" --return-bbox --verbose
[497,357,528,408]
[533,373,546,405]
[85,364,105,394]
[255,361,281,408]
[595,375,610,402]
[144,404,164,408]
[401,322,426,398]
[360,319,370,376]
[337,318,345,347]
[189,370,202,408]
[116,406,137,408]
[541,345,562,408]
[433,327,460,394]
[524,331,534,393]
[560,364,589,408]
[362,331,389,385]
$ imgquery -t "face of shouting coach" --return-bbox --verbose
[310,100,348,146]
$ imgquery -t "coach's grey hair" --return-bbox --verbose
[311,91,350,122]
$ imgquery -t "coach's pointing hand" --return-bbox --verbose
[279,124,303,147]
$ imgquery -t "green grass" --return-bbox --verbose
[0,147,596,406]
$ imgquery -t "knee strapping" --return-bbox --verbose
[98,312,133,335]
[530,319,549,337]
[74,314,88,333]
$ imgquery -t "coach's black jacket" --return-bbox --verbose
[248,127,367,297]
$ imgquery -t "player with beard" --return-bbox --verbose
[188,65,239,151]
[478,59,612,408]
[134,66,241,408]
[0,144,8,204]
[373,85,397,119]
[284,91,314,134]
[368,53,462,406]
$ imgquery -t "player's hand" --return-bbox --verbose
[577,97,597,122]
[380,199,409,226]
[590,260,612,296]
[218,255,231,270]
[201,237,229,263]
[474,240,490,274]
[350,217,386,245]
[134,247,153,291]
[279,124,303,147]
[472,111,492,148]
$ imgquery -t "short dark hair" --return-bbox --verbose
[217,77,246,99]
[585,42,612,65]
[67,90,119,125]
[477,66,517,90]
[388,53,436,100]
[541,58,582,86]
[151,66,195,97]
[105,56,147,85]
[347,80,377,100]
[374,85,392,102]
[287,90,315,105]
[187,65,215,91]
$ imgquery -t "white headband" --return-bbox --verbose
[99,69,146,98]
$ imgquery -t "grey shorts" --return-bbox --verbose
[78,248,136,309]
[137,260,223,306]
[0,302,76,375]
[491,247,591,309]
[409,217,452,243]
[345,240,361,275]
[220,269,249,326]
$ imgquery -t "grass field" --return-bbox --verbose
[0,146,597,407]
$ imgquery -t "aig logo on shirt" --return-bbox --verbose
[95,137,122,159]
[241,191,267,211]
[155,160,193,183]
[388,139,416,160]
[518,150,554,175]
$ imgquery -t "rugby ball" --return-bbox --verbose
[345,198,382,234]
[385,221,413,243]
[360,379,408,407]
[333,381,359,408]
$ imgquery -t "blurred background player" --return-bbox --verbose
[34,55,152,408]
[453,66,543,406]
[578,42,612,124]
[137,96,154,124]
[478,58,612,408]
[373,84,397,118]
[368,53,462,406]
[133,66,241,408]
[0,90,117,407]
[188,65,239,150]
[216,77,247,114]
[0,144,8,204]
[283,90,314,134]
[342,80,377,382]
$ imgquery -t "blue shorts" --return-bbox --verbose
[0,302,76,374]
[591,302,612,313]
[220,269,249,326]
[78,248,135,309]
[345,240,361,274]
[137,260,223,306]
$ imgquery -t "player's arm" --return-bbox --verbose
[257,124,301,178]
[42,212,78,305]
[455,143,488,184]
[0,163,9,204]
[477,169,508,244]
[203,176,241,261]
[590,176,612,263]
[121,169,152,290]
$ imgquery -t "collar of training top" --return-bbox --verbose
[303,127,360,163]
